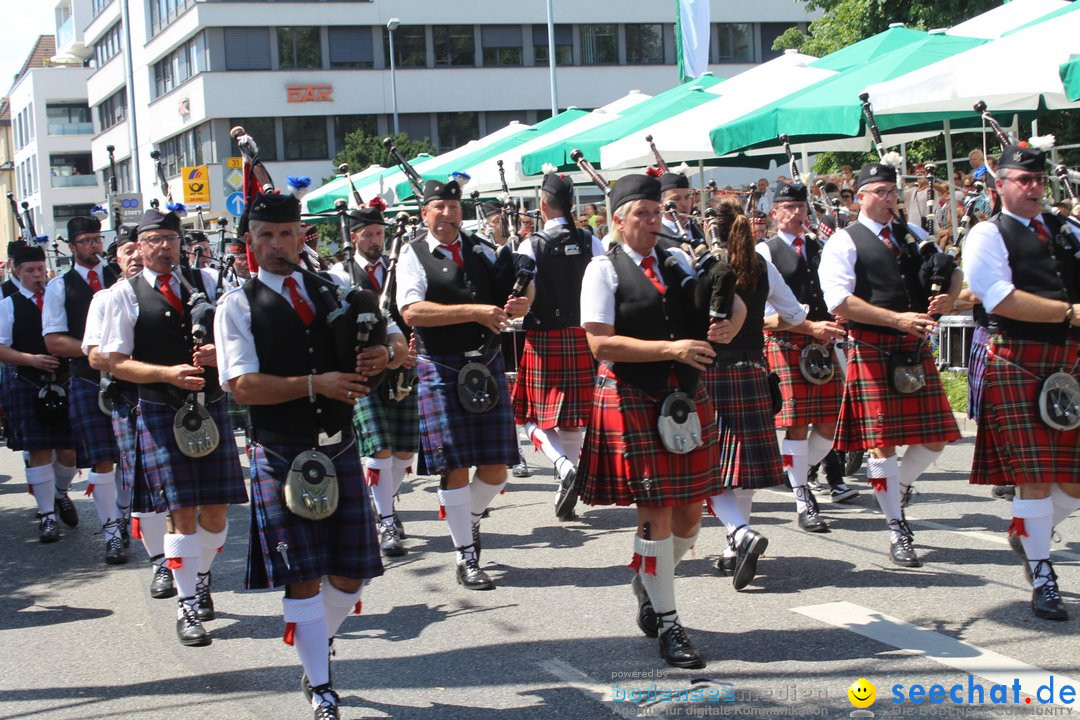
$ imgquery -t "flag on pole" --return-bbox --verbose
[675,0,711,83]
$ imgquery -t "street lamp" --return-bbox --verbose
[387,17,400,136]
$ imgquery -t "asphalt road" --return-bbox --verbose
[1,416,1078,720]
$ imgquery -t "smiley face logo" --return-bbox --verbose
[848,678,876,708]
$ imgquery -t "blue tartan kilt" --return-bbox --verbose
[112,392,143,502]
[967,325,990,421]
[353,388,420,457]
[245,434,384,589]
[135,395,247,513]
[415,349,520,475]
[69,375,118,467]
[7,375,75,451]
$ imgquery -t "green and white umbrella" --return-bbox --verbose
[1061,55,1080,102]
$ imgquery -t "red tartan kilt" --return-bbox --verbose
[834,327,960,451]
[971,337,1080,486]
[578,365,722,508]
[765,331,843,428]
[511,328,597,428]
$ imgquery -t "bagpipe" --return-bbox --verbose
[779,134,821,241]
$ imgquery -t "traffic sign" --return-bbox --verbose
[116,193,143,222]
[182,166,211,204]
[226,192,246,217]
[225,168,244,193]
[226,157,243,169]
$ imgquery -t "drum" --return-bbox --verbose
[937,314,975,371]
[499,318,527,387]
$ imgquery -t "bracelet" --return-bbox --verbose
[1066,304,1075,326]
[385,344,395,364]
[307,373,315,403]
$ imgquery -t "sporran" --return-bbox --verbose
[173,397,221,458]
[284,450,339,520]
[657,390,704,454]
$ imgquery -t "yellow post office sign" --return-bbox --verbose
[182,165,211,205]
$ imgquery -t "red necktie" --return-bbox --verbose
[640,256,666,295]
[34,292,43,312]
[283,276,315,326]
[880,226,900,259]
[792,235,804,257]
[365,264,381,292]
[1031,218,1051,245]
[157,275,183,313]
[87,269,102,293]
[439,242,464,269]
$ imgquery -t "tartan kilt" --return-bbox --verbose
[705,361,785,490]
[765,331,843,428]
[6,375,75,451]
[245,435,384,589]
[69,374,118,466]
[834,327,961,451]
[353,388,420,457]
[578,364,721,508]
[511,328,596,429]
[416,349,519,474]
[135,395,247,513]
[112,392,144,504]
[967,325,990,421]
[970,336,1080,486]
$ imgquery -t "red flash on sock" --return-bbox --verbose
[85,484,95,496]
[406,466,412,475]
[131,517,142,540]
[627,553,642,573]
[530,432,544,452]
[366,468,380,486]
[869,477,888,492]
[283,622,296,646]
[1007,517,1028,538]
[165,558,183,570]
[438,505,446,520]
[782,454,793,469]
[352,600,363,615]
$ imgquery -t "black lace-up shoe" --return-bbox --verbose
[796,487,829,533]
[176,600,210,646]
[630,575,658,638]
[455,555,494,590]
[54,493,78,527]
[657,616,705,669]
[38,512,59,543]
[1031,561,1068,621]
[195,572,214,621]
[150,558,177,599]
[732,527,768,590]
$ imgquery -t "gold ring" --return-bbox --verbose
[347,391,353,399]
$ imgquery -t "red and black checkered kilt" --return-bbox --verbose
[135,396,247,513]
[111,390,143,502]
[971,336,1080,486]
[416,349,520,475]
[6,375,74,451]
[246,434,384,589]
[353,388,420,457]
[578,364,721,508]
[967,325,990,422]
[69,373,118,467]
[705,361,785,490]
[765,331,843,428]
[511,327,596,429]
[834,327,960,451]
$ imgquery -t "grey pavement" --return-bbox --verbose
[1,417,1078,720]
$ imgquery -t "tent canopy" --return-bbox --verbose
[947,0,1068,39]
[1062,55,1080,102]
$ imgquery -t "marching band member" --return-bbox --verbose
[216,193,386,719]
[513,171,602,520]
[102,208,246,647]
[965,143,1080,620]
[395,178,531,591]
[660,170,705,245]
[819,162,961,568]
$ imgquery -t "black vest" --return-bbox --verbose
[62,265,117,341]
[244,277,354,439]
[1,279,19,298]
[763,235,830,321]
[411,234,504,354]
[526,224,592,330]
[727,257,770,355]
[11,292,69,382]
[989,213,1080,344]
[130,274,222,402]
[848,221,927,329]
[611,245,700,396]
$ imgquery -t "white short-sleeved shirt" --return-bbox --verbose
[41,261,111,336]
[80,287,114,355]
[99,266,217,356]
[0,284,42,347]
[329,253,387,291]
[395,233,497,311]
[756,230,814,320]
[580,245,695,327]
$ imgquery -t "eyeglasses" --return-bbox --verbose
[1003,174,1047,187]
[70,234,103,246]
[863,188,899,199]
[140,233,181,246]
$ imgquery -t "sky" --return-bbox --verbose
[1,2,61,96]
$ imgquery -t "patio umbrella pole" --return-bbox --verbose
[943,119,957,244]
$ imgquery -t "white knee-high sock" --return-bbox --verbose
[437,486,474,554]
[391,454,413,495]
[26,464,56,515]
[525,421,574,478]
[164,532,201,616]
[561,428,585,465]
[469,474,505,517]
[89,470,118,529]
[868,456,903,537]
[734,487,755,520]
[1050,485,1080,529]
[807,429,834,467]
[707,491,749,542]
[673,527,699,565]
[899,444,942,489]
[53,463,77,495]
[134,511,167,560]
[783,439,810,512]
[634,535,678,633]
[365,456,396,521]
[197,522,227,574]
[1012,497,1054,587]
[322,580,363,639]
[115,483,132,515]
[283,595,330,692]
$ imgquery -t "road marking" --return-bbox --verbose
[535,657,614,703]
[792,601,1080,703]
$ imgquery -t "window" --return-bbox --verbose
[94,22,123,68]
[328,27,373,69]
[759,23,791,62]
[225,28,271,70]
[150,0,195,36]
[283,117,327,160]
[334,115,377,153]
[54,204,97,226]
[97,88,127,130]
[46,104,92,135]
[92,0,111,16]
[533,24,572,66]
[157,123,209,177]
[714,23,754,63]
[436,112,478,154]
[626,24,664,64]
[278,27,322,70]
[51,154,96,189]
[152,33,206,99]
[383,25,426,68]
[433,25,474,67]
[486,111,528,132]
[229,117,277,161]
[100,158,133,194]
[481,26,522,67]
[396,113,432,144]
[580,25,617,65]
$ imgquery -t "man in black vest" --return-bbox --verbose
[102,208,246,647]
[216,193,387,719]
[660,170,705,245]
[512,172,601,520]
[0,244,77,543]
[42,215,126,564]
[0,240,28,445]
[818,163,961,568]
[757,183,851,531]
[966,143,1080,620]
[2,240,26,298]
[395,178,531,591]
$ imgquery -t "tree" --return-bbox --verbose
[331,130,435,180]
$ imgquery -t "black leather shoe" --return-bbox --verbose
[379,522,407,557]
[991,485,1016,501]
[38,512,60,543]
[105,533,127,565]
[393,510,406,539]
[844,450,864,477]
[554,468,579,520]
[150,558,177,599]
[54,493,78,527]
[630,575,658,638]
[1008,533,1032,584]
[715,556,736,577]
[311,683,340,720]
[118,509,131,548]
[195,572,214,621]
[795,487,829,533]
[657,618,706,669]
[511,462,531,478]
[176,601,211,646]
[1031,561,1068,620]
[732,527,768,591]
[889,523,921,567]
[455,557,494,590]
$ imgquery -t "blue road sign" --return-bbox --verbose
[226,192,246,217]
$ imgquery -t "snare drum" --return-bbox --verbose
[937,314,975,371]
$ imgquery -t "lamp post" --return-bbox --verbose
[387,17,400,136]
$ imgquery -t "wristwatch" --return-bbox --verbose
[1066,304,1075,326]
[385,344,395,363]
